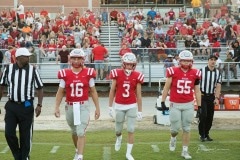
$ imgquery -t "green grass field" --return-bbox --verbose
[0,129,240,160]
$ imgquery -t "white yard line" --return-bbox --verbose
[0,146,9,153]
[50,146,60,153]
[102,147,111,160]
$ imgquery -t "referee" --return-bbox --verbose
[0,47,44,160]
[198,54,222,142]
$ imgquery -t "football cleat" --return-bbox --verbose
[181,151,192,159]
[115,136,122,151]
[169,138,176,151]
[126,154,135,160]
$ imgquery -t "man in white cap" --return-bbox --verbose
[0,47,44,160]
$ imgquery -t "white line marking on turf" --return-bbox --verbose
[196,144,229,153]
[0,146,9,153]
[50,146,60,153]
[151,145,160,152]
[103,147,111,160]
[1,140,240,146]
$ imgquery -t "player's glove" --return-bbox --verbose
[137,112,143,120]
[109,107,114,118]
[196,106,201,118]
[161,102,167,110]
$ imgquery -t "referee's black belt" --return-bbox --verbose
[9,99,33,104]
[201,92,214,96]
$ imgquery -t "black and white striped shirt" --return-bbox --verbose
[0,64,43,102]
[200,66,222,94]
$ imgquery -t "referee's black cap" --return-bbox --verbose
[208,55,218,60]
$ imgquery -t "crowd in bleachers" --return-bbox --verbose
[108,2,240,79]
[0,1,240,80]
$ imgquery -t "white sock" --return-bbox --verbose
[126,143,133,155]
[171,136,176,141]
[77,154,83,159]
[182,146,188,152]
[117,135,122,141]
[75,148,78,153]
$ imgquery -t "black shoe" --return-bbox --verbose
[200,136,205,142]
[205,135,213,141]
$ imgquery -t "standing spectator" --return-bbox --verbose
[82,42,93,68]
[56,45,69,69]
[163,54,175,77]
[204,0,211,18]
[147,7,157,21]
[232,40,240,68]
[108,52,144,160]
[223,52,237,79]
[55,49,100,160]
[198,54,222,142]
[110,9,118,24]
[191,0,202,19]
[220,3,228,17]
[161,50,201,159]
[0,49,3,73]
[101,8,108,25]
[92,42,108,80]
[0,47,43,160]
[15,1,25,21]
[168,8,175,21]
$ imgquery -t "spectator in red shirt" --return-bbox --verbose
[165,36,177,55]
[110,9,118,23]
[220,3,228,17]
[119,43,132,58]
[92,42,108,80]
[168,8,175,20]
[179,8,187,21]
[204,0,211,18]
[40,9,48,17]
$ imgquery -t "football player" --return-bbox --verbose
[55,48,100,160]
[108,52,144,160]
[161,50,201,159]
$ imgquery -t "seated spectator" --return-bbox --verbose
[166,26,176,41]
[165,36,177,55]
[224,52,238,79]
[179,24,188,40]
[212,37,221,53]
[163,12,170,25]
[47,39,57,60]
[145,25,154,40]
[131,34,142,62]
[190,37,200,56]
[156,39,167,62]
[199,35,211,58]
[119,43,132,58]
[134,20,144,36]
[179,7,187,21]
[153,12,163,26]
[25,33,33,48]
[154,24,165,40]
